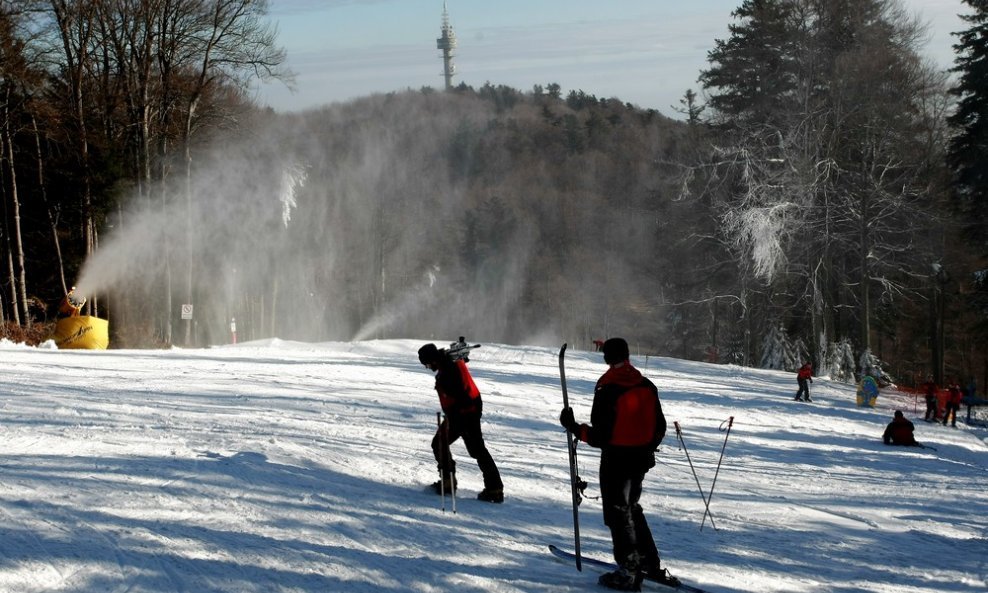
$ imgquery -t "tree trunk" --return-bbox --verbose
[5,237,18,325]
[31,114,68,295]
[859,191,871,358]
[3,98,29,327]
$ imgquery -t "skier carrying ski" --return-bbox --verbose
[559,338,677,591]
[794,361,813,402]
[418,343,504,503]
[882,410,919,446]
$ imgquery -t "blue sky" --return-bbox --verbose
[254,0,970,118]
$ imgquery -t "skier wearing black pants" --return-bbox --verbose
[559,338,677,591]
[418,343,504,503]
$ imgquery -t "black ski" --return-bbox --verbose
[548,545,709,593]
[559,343,583,571]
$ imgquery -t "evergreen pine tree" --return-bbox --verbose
[698,0,798,125]
[948,0,988,251]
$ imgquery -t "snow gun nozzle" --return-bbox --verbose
[58,287,86,317]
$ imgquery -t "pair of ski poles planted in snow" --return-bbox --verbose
[676,416,734,531]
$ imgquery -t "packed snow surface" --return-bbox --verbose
[1,339,985,593]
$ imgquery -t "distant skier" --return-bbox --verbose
[943,383,963,427]
[922,376,939,422]
[794,361,813,402]
[559,338,678,591]
[417,343,504,503]
[882,410,919,446]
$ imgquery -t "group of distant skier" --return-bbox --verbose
[880,377,971,448]
[921,376,966,427]
[417,337,675,592]
[790,362,968,449]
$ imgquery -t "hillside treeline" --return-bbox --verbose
[2,0,985,389]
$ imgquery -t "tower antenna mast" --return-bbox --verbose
[436,1,457,90]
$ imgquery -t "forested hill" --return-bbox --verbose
[248,86,703,353]
[8,79,971,382]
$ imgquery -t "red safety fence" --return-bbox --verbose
[892,385,948,419]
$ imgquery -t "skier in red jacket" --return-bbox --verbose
[883,411,919,446]
[794,362,813,402]
[922,377,939,422]
[418,343,503,502]
[559,338,677,591]
[943,384,963,427]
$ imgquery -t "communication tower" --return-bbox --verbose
[436,1,456,90]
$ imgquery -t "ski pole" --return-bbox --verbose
[437,412,446,513]
[674,421,717,531]
[445,414,456,514]
[701,416,733,531]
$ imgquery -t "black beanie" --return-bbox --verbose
[418,343,440,365]
[894,410,903,418]
[602,338,630,365]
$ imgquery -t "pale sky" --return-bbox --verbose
[254,0,972,118]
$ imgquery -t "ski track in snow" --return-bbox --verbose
[0,339,986,593]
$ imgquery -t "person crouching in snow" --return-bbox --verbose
[883,411,919,447]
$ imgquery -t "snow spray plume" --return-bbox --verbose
[73,136,308,343]
[351,266,439,342]
[79,91,560,345]
[286,93,546,344]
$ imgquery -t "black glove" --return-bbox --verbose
[559,407,579,433]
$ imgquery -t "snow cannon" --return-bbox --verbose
[52,288,109,350]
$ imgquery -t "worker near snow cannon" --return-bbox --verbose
[883,410,919,446]
[559,337,678,591]
[417,342,504,503]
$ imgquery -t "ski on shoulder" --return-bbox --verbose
[548,545,710,593]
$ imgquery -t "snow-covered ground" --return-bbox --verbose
[1,338,985,593]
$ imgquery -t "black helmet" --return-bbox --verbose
[602,338,630,365]
[418,343,440,365]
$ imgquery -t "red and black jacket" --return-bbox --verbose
[574,363,666,455]
[434,358,482,415]
[883,417,917,446]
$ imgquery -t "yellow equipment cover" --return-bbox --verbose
[53,315,109,350]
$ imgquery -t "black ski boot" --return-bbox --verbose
[476,488,504,503]
[431,475,457,494]
[598,567,643,592]
[644,565,681,587]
